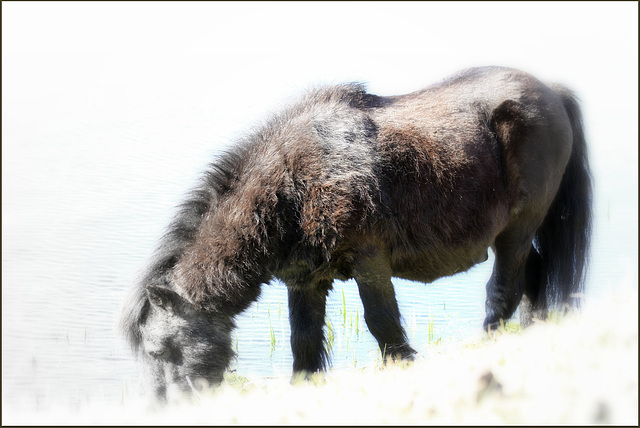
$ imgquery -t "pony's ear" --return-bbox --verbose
[146,286,182,312]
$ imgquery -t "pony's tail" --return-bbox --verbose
[533,87,593,309]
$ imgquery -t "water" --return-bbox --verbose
[232,270,490,381]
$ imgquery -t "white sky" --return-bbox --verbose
[3,2,637,140]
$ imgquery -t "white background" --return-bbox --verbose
[2,1,638,415]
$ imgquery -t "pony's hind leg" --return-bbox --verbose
[519,245,548,327]
[353,250,416,362]
[484,225,537,331]
[287,280,331,378]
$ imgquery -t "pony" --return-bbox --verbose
[120,66,592,401]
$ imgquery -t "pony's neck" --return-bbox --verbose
[172,210,271,314]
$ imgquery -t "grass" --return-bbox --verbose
[427,314,435,344]
[325,319,335,353]
[268,319,276,355]
[341,289,347,327]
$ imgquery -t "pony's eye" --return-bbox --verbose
[147,347,170,359]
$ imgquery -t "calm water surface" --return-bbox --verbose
[2,106,637,412]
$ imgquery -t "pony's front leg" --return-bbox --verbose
[353,251,416,362]
[287,280,331,378]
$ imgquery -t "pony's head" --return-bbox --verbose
[117,147,250,402]
[122,283,234,402]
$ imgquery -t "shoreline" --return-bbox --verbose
[4,287,637,425]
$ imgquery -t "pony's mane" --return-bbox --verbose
[119,146,250,354]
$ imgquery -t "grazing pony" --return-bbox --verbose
[120,66,592,401]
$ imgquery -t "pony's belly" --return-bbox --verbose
[391,246,490,284]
